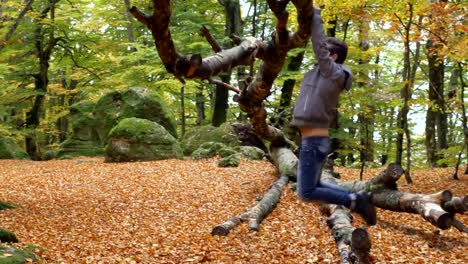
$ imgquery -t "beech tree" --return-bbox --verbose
[130,0,467,262]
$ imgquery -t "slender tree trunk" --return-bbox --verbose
[180,85,186,136]
[212,0,243,127]
[454,63,467,178]
[124,0,136,44]
[395,4,416,184]
[426,39,447,167]
[57,73,78,143]
[195,85,205,125]
[357,15,374,165]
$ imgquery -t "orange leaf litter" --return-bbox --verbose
[0,157,466,263]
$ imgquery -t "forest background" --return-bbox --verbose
[0,0,467,172]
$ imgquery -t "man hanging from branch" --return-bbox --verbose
[292,6,377,226]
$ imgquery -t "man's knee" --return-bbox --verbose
[297,187,316,201]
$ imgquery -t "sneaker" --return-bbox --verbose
[352,192,377,226]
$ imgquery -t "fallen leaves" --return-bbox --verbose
[0,158,466,263]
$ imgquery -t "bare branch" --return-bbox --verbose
[208,79,240,94]
[200,26,222,53]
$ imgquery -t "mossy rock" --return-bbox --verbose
[68,102,99,142]
[57,100,101,158]
[181,123,241,156]
[0,245,38,264]
[234,146,265,160]
[105,118,183,162]
[218,147,237,158]
[0,202,16,211]
[94,87,177,144]
[0,137,29,160]
[0,229,18,243]
[57,139,104,159]
[190,142,227,160]
[218,154,241,167]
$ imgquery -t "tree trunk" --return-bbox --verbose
[195,85,206,125]
[212,74,230,127]
[211,175,289,235]
[212,0,243,127]
[427,38,447,167]
[180,85,186,136]
[395,5,418,184]
[357,15,374,164]
[124,0,136,46]
[454,63,468,178]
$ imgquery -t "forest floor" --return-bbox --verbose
[0,157,467,264]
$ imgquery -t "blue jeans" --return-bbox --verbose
[297,136,352,207]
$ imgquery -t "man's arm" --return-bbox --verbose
[311,8,341,77]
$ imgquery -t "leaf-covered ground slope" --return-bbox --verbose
[0,157,466,263]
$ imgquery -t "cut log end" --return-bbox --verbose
[436,213,454,230]
[211,226,230,236]
[351,228,371,250]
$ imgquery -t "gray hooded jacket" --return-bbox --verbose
[292,8,353,129]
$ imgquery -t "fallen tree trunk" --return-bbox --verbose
[321,161,371,263]
[322,204,371,264]
[211,175,289,235]
[211,146,294,236]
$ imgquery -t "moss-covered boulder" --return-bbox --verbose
[181,123,241,155]
[218,154,241,167]
[234,146,265,160]
[218,147,237,158]
[0,245,38,263]
[0,229,18,243]
[69,101,98,141]
[94,87,177,144]
[0,201,16,211]
[190,142,227,160]
[58,87,177,159]
[0,137,29,160]
[57,101,103,159]
[105,118,183,162]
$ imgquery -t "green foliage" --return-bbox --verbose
[0,201,16,211]
[0,245,38,263]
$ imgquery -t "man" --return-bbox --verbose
[292,7,377,226]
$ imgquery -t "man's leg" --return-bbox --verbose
[297,137,352,207]
[297,137,377,225]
